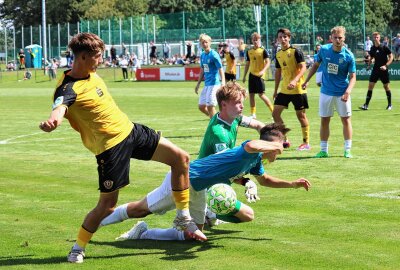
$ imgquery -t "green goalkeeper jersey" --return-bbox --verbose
[198,113,251,159]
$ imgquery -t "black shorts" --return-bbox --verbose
[248,73,265,94]
[225,73,236,81]
[274,93,309,110]
[369,69,390,84]
[96,123,161,193]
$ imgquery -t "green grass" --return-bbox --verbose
[1,76,400,269]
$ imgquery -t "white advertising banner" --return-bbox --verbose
[160,67,185,81]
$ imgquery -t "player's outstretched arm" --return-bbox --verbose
[244,140,283,154]
[39,106,67,132]
[302,62,320,89]
[256,174,311,191]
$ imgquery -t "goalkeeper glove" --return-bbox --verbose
[245,180,260,203]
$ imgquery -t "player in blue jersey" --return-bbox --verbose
[99,123,311,241]
[195,34,226,118]
[302,26,356,158]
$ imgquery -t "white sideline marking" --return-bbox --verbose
[0,132,45,145]
[364,190,400,200]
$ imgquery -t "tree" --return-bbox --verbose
[365,0,393,34]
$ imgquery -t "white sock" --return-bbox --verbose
[320,141,328,153]
[344,140,352,151]
[140,228,185,241]
[72,243,84,251]
[99,203,129,227]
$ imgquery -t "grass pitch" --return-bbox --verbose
[0,71,399,269]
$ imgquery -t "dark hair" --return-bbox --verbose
[277,28,291,38]
[259,123,290,142]
[68,32,105,56]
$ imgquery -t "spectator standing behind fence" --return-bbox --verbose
[65,49,72,68]
[149,41,157,65]
[359,32,393,111]
[129,53,141,81]
[119,56,129,81]
[393,33,400,62]
[195,34,225,119]
[315,35,324,46]
[19,49,25,69]
[364,36,373,55]
[163,41,171,61]
[302,26,356,159]
[242,32,274,119]
[238,39,246,63]
[28,48,35,68]
[49,59,58,80]
[382,36,389,47]
[185,41,193,61]
[223,43,236,81]
[273,28,310,151]
[110,45,117,67]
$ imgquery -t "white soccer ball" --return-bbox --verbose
[206,183,237,215]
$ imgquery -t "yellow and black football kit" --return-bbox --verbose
[224,51,236,81]
[275,46,306,95]
[52,70,160,192]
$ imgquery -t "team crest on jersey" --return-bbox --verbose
[215,143,228,153]
[339,58,344,64]
[283,61,287,67]
[96,87,104,97]
[103,180,113,190]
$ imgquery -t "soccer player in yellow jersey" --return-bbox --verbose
[223,43,236,81]
[273,28,310,151]
[39,33,205,264]
[242,32,274,119]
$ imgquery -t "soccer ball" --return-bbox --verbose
[206,184,237,215]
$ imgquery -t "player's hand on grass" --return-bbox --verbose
[245,180,260,203]
[293,178,311,191]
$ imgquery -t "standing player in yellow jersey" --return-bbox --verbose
[223,43,236,81]
[273,28,310,150]
[39,33,205,264]
[242,32,274,119]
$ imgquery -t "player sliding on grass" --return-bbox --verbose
[197,81,266,226]
[99,123,311,241]
[39,33,203,263]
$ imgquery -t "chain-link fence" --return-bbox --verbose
[1,0,400,67]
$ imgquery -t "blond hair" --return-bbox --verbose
[199,34,212,43]
[331,26,346,36]
[216,81,247,108]
[251,32,261,40]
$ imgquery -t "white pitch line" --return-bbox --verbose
[0,132,45,145]
[364,190,400,200]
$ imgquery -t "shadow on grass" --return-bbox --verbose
[0,229,272,266]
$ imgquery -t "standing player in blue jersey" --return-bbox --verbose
[195,34,226,118]
[302,26,356,158]
[99,123,311,241]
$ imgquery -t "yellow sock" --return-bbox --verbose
[76,226,93,249]
[301,126,310,144]
[172,188,190,211]
[251,107,256,115]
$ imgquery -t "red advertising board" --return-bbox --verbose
[136,68,160,81]
[185,67,202,81]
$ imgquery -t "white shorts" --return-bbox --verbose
[316,71,322,85]
[198,85,219,106]
[146,171,207,224]
[319,92,352,118]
